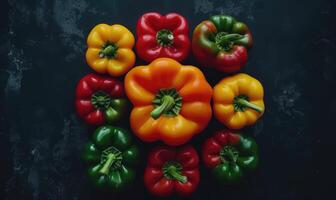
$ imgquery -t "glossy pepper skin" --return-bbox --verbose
[136,12,190,62]
[124,58,212,146]
[83,126,139,190]
[86,24,135,77]
[144,145,200,197]
[75,74,128,126]
[202,130,258,183]
[213,73,264,130]
[192,15,253,73]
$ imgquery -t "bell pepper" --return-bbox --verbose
[213,73,264,130]
[75,73,128,126]
[136,12,190,62]
[124,58,212,146]
[192,15,253,73]
[144,145,200,197]
[86,24,135,77]
[202,129,258,183]
[82,125,139,190]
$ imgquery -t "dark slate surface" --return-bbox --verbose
[1,0,335,199]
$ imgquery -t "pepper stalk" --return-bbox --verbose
[163,161,187,183]
[233,95,263,113]
[99,151,122,175]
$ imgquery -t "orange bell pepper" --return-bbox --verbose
[213,73,265,130]
[86,24,135,77]
[125,58,213,146]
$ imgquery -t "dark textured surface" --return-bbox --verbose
[1,0,335,199]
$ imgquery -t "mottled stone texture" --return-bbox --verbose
[1,0,335,199]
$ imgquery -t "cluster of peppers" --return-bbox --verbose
[75,12,265,197]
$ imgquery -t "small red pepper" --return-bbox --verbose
[144,145,200,197]
[136,12,190,62]
[75,74,128,125]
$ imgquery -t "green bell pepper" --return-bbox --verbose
[82,125,139,190]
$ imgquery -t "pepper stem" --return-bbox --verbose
[215,32,244,51]
[151,95,175,119]
[220,146,239,163]
[99,152,121,175]
[156,29,174,46]
[236,98,262,113]
[99,43,118,59]
[233,95,263,113]
[166,165,187,183]
[91,91,111,110]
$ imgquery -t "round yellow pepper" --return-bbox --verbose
[86,24,135,77]
[213,73,265,130]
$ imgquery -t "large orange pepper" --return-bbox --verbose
[86,24,135,77]
[125,58,213,146]
[213,73,265,130]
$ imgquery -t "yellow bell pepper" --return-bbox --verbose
[125,58,213,146]
[213,73,265,130]
[86,24,135,77]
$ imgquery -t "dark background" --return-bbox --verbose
[1,0,335,199]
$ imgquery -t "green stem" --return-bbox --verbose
[236,98,262,113]
[91,91,111,110]
[151,95,175,119]
[215,32,244,51]
[166,165,187,183]
[99,44,118,58]
[220,146,239,163]
[99,152,120,175]
[156,29,174,46]
[227,149,237,162]
[220,33,243,41]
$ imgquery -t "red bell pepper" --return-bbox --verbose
[202,129,258,183]
[192,15,253,73]
[75,73,128,125]
[136,12,190,62]
[144,145,200,197]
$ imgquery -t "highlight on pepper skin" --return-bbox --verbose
[124,57,213,146]
[86,24,136,77]
[213,73,265,130]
